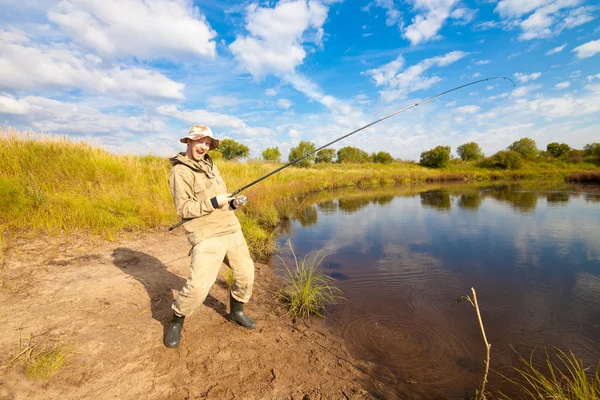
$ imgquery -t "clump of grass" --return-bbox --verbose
[26,342,71,380]
[220,267,234,290]
[499,348,600,399]
[3,334,72,380]
[276,240,343,319]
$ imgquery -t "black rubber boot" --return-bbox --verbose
[229,294,256,329]
[164,313,185,348]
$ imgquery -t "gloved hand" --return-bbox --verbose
[214,194,234,208]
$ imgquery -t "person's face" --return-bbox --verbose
[186,137,212,161]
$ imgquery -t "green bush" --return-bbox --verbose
[457,142,484,161]
[289,141,316,167]
[219,139,249,160]
[337,146,370,163]
[315,148,336,163]
[420,146,451,168]
[372,151,394,164]
[491,150,524,169]
[508,138,538,160]
[262,146,281,162]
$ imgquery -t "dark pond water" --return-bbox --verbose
[273,183,600,398]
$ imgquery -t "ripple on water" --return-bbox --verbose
[339,310,481,394]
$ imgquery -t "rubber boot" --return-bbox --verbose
[229,294,256,329]
[164,313,185,348]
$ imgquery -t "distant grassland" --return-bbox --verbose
[1,129,598,258]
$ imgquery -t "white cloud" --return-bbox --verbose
[455,105,480,114]
[156,105,247,129]
[587,74,600,81]
[207,96,240,109]
[546,44,566,55]
[494,1,595,41]
[525,92,600,118]
[0,95,166,133]
[229,0,328,80]
[450,7,477,25]
[265,88,278,96]
[372,0,402,26]
[402,0,464,45]
[573,39,600,59]
[475,59,491,65]
[365,50,468,101]
[495,0,549,18]
[514,72,542,83]
[555,81,570,89]
[512,84,543,97]
[277,98,293,109]
[0,36,185,100]
[48,0,216,60]
[284,73,355,117]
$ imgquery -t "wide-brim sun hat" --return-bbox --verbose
[179,125,220,150]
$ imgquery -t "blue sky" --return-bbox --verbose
[1,0,599,160]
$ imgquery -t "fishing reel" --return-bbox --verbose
[233,195,247,207]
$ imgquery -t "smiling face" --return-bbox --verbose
[185,136,212,161]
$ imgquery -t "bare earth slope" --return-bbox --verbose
[0,231,376,400]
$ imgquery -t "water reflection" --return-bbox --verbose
[295,205,318,227]
[458,193,482,211]
[488,185,538,213]
[547,191,570,204]
[280,183,600,398]
[420,190,451,211]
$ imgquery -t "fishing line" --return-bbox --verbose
[169,76,515,231]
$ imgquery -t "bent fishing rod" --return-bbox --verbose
[169,76,515,231]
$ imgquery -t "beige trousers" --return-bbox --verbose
[172,230,254,316]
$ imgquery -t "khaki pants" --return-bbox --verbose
[172,230,254,316]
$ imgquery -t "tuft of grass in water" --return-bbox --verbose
[276,240,343,319]
[26,342,71,380]
[498,348,600,399]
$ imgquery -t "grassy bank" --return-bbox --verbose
[1,130,599,258]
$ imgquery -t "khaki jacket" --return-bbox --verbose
[168,153,241,245]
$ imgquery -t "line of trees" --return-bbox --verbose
[208,136,599,169]
[419,139,600,169]
[264,141,394,166]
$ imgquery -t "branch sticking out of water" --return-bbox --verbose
[458,288,491,400]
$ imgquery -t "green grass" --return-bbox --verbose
[219,267,234,291]
[25,342,71,380]
[499,348,600,399]
[276,240,343,318]
[1,129,599,258]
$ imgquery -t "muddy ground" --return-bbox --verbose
[0,230,396,400]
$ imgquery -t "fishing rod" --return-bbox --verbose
[169,76,515,231]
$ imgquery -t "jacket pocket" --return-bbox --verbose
[193,179,214,201]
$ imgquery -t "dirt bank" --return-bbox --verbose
[0,231,380,400]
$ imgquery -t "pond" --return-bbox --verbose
[273,183,600,398]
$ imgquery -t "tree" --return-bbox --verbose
[584,143,600,157]
[546,142,571,158]
[456,142,484,161]
[490,150,523,169]
[420,146,451,168]
[315,148,336,163]
[372,151,394,164]
[508,138,538,160]
[262,147,281,162]
[219,139,249,160]
[337,146,369,163]
[288,141,316,167]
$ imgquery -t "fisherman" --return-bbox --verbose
[164,124,256,349]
